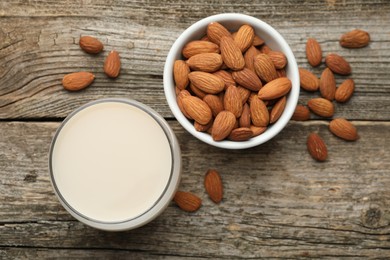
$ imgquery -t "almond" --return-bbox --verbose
[188,71,225,94]
[189,83,207,99]
[182,96,212,125]
[234,24,255,52]
[104,50,121,78]
[220,36,245,71]
[182,40,220,58]
[207,22,232,45]
[253,35,265,46]
[325,53,351,75]
[307,133,328,162]
[173,191,202,212]
[306,38,322,67]
[177,90,192,119]
[79,36,104,54]
[270,96,287,123]
[259,45,272,54]
[211,111,236,141]
[204,169,223,203]
[239,103,251,127]
[319,68,336,101]
[244,45,260,72]
[213,70,236,89]
[291,105,310,121]
[258,77,292,100]
[276,69,286,78]
[340,29,370,48]
[267,51,287,69]
[250,96,269,127]
[62,72,95,91]
[250,125,267,137]
[173,60,190,90]
[299,68,319,91]
[203,94,224,117]
[194,119,213,132]
[232,68,263,91]
[237,86,251,105]
[224,86,243,118]
[335,79,355,103]
[307,97,334,118]
[186,53,223,72]
[228,127,253,141]
[329,118,359,141]
[253,53,278,82]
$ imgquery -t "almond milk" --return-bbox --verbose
[50,99,180,228]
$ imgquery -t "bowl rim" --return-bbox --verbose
[164,13,300,149]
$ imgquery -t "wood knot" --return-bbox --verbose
[362,207,382,228]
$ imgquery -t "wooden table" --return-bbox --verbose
[1,1,390,258]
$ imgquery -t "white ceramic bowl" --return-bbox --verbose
[164,13,299,149]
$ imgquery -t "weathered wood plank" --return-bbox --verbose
[0,0,389,120]
[0,121,389,258]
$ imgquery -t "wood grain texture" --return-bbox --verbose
[0,121,389,258]
[1,0,390,258]
[0,0,389,119]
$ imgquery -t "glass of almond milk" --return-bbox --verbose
[49,98,181,231]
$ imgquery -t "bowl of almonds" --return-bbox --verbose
[164,13,299,149]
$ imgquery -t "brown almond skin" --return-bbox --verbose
[239,103,251,127]
[319,68,336,101]
[335,79,355,103]
[177,90,192,119]
[250,125,267,137]
[194,120,213,132]
[250,96,269,127]
[253,53,278,83]
[62,72,95,91]
[325,53,352,75]
[329,118,359,141]
[173,191,202,212]
[291,105,310,121]
[224,86,243,118]
[258,77,292,100]
[244,46,260,72]
[237,86,251,105]
[234,24,255,53]
[207,22,232,45]
[174,60,190,90]
[307,97,334,118]
[253,35,265,46]
[228,127,253,141]
[79,36,104,54]
[270,96,287,124]
[213,70,236,89]
[188,71,225,94]
[212,111,237,141]
[182,40,220,58]
[340,29,370,48]
[267,51,287,69]
[204,169,223,203]
[232,68,263,92]
[104,50,121,78]
[220,36,245,71]
[299,68,319,92]
[203,94,224,117]
[186,53,223,72]
[307,133,328,162]
[182,96,212,125]
[306,38,322,67]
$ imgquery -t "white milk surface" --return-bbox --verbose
[51,101,172,222]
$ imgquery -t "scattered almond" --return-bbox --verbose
[291,105,310,121]
[319,68,336,101]
[173,191,202,212]
[204,169,223,203]
[62,72,95,91]
[307,97,334,118]
[329,118,359,141]
[104,50,121,78]
[299,68,319,91]
[306,38,322,67]
[307,133,328,162]
[335,79,355,103]
[79,36,104,54]
[325,53,351,75]
[340,29,370,48]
